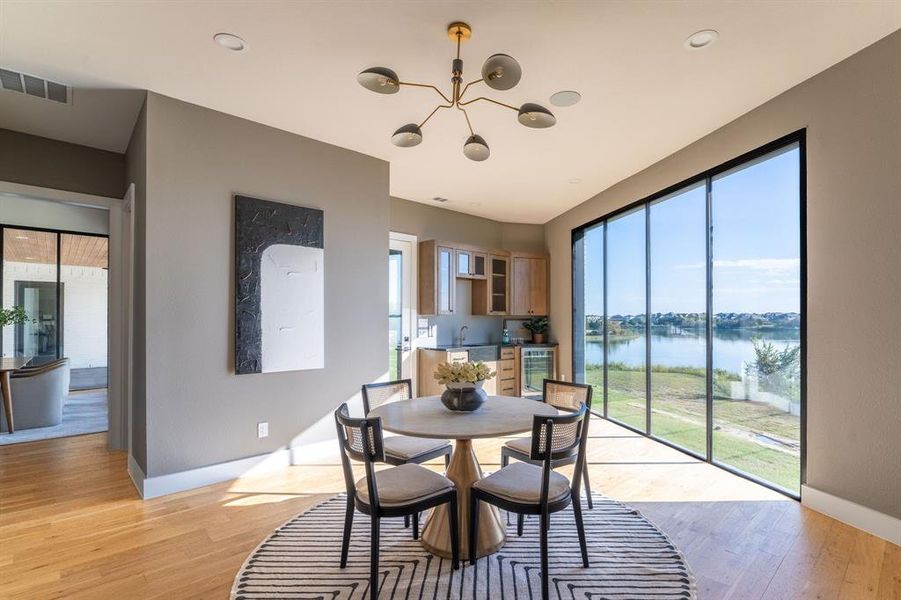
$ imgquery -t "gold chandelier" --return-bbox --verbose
[357,21,557,161]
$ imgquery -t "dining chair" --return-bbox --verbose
[363,379,453,532]
[335,403,460,600]
[500,379,594,512]
[470,404,590,600]
[362,380,453,468]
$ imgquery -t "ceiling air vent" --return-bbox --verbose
[432,197,449,203]
[0,68,71,105]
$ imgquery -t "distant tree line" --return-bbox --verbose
[585,312,800,336]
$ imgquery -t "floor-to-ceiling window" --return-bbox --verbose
[1,226,109,388]
[573,133,804,496]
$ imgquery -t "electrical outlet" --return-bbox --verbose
[257,422,269,438]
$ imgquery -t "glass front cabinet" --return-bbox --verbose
[456,249,487,279]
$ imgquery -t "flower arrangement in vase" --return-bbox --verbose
[433,361,496,412]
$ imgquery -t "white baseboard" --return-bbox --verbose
[136,448,291,500]
[127,454,145,498]
[802,485,901,544]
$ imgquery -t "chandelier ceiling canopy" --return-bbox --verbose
[357,21,557,162]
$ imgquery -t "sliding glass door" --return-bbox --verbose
[649,184,707,455]
[605,207,647,431]
[573,134,803,496]
[711,146,802,493]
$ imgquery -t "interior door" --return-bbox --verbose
[389,234,417,382]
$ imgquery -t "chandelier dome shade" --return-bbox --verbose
[357,67,400,94]
[463,134,490,161]
[391,123,423,147]
[517,103,556,128]
[481,54,522,91]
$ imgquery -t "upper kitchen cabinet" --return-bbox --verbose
[419,240,456,315]
[511,253,548,316]
[472,252,510,315]
[456,249,487,279]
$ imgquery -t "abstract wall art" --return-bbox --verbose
[234,195,324,375]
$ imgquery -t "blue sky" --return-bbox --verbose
[584,145,800,315]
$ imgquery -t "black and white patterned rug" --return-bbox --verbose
[232,493,696,599]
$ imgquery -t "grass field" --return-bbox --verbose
[586,364,800,493]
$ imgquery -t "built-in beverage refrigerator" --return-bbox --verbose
[520,346,557,399]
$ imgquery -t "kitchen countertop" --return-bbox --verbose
[420,342,558,351]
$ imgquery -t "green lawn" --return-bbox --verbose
[587,365,800,493]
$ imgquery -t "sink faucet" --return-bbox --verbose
[459,325,469,345]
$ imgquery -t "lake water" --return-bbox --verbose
[584,328,800,374]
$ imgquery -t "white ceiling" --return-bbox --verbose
[1,1,898,224]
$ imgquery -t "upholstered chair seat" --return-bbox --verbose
[383,435,451,462]
[474,462,570,504]
[355,463,453,506]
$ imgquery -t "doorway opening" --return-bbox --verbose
[389,233,417,385]
[1,224,110,444]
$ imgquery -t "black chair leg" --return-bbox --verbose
[468,493,480,565]
[404,514,410,528]
[340,496,354,568]
[412,511,419,540]
[444,452,451,468]
[517,513,524,536]
[573,495,589,567]
[539,512,549,600]
[448,492,460,570]
[370,516,380,600]
[582,460,594,509]
[501,452,510,525]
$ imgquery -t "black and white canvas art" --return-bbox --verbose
[234,195,324,375]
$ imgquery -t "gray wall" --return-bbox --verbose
[125,98,148,473]
[138,93,388,477]
[0,194,109,234]
[545,32,901,518]
[0,128,125,198]
[389,197,546,345]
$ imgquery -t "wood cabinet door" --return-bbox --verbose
[511,256,532,315]
[529,257,548,315]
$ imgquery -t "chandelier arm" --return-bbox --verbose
[457,79,484,103]
[458,96,519,111]
[456,105,475,136]
[418,103,454,129]
[398,81,453,104]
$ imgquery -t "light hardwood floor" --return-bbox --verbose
[1,417,898,599]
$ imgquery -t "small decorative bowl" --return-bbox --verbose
[440,381,488,412]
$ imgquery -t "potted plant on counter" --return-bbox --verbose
[434,361,496,412]
[523,316,549,344]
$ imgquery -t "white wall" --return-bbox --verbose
[0,193,109,235]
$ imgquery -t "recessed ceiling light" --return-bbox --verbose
[550,90,581,107]
[214,32,247,52]
[568,178,582,184]
[685,29,719,50]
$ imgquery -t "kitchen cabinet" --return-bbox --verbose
[511,253,548,316]
[419,241,456,315]
[456,249,487,279]
[418,347,498,396]
[472,253,510,315]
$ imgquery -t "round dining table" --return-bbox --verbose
[368,394,557,559]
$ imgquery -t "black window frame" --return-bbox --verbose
[571,129,807,499]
